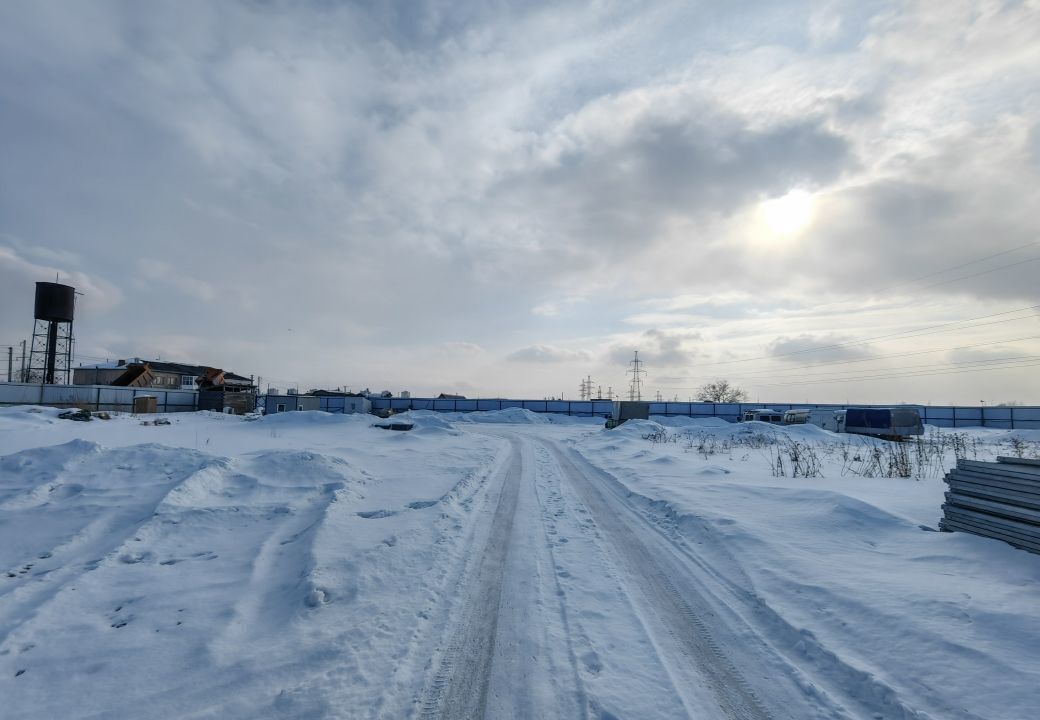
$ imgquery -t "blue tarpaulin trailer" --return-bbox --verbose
[844,407,923,439]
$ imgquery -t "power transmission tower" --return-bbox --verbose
[655,390,663,402]
[607,386,614,400]
[627,350,646,401]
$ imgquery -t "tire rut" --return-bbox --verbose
[545,441,772,720]
[418,439,523,720]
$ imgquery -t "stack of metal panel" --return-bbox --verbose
[940,457,1040,554]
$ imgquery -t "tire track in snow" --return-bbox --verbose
[569,450,942,720]
[544,440,772,720]
[418,438,523,719]
[480,437,588,719]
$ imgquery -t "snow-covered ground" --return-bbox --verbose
[1,406,1038,719]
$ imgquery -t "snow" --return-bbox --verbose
[1,406,1038,718]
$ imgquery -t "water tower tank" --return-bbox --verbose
[34,282,76,323]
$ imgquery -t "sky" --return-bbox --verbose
[1,0,1039,404]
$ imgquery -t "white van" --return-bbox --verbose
[807,408,846,433]
[741,409,784,424]
[782,409,811,425]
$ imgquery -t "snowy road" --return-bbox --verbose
[3,408,1037,719]
[419,428,904,720]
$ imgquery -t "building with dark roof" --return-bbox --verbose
[73,358,252,391]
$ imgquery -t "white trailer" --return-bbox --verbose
[807,408,847,433]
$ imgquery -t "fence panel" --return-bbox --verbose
[569,401,594,416]
[0,383,199,412]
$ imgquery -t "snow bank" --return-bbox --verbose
[257,409,358,426]
[452,408,551,424]
[652,415,732,429]
[387,409,459,434]
[0,409,501,718]
[575,423,1040,720]
[606,419,666,437]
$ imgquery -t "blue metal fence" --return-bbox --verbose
[367,397,1040,429]
[0,382,197,413]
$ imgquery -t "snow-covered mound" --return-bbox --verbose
[257,409,357,426]
[0,408,502,719]
[652,415,732,429]
[0,406,65,429]
[606,419,667,437]
[453,408,551,424]
[387,410,459,434]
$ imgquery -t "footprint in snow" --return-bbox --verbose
[357,509,396,519]
[305,588,329,607]
[581,650,603,675]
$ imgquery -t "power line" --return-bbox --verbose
[706,354,1040,386]
[697,304,1040,368]
[740,239,1040,338]
[872,239,1040,295]
[911,254,1040,293]
[663,333,1040,381]
[826,239,1040,304]
[662,355,1040,388]
[740,359,1040,389]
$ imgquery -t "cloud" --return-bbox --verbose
[0,244,123,315]
[1,1,1038,403]
[430,341,486,356]
[766,333,875,363]
[607,329,702,368]
[137,259,217,302]
[507,345,591,363]
[532,296,586,317]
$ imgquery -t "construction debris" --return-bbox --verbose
[140,418,172,426]
[940,456,1040,554]
[374,423,414,431]
[57,409,92,422]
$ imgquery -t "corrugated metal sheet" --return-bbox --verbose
[941,457,1040,554]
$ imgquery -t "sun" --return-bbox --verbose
[760,189,814,237]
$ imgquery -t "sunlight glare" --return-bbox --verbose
[761,190,814,237]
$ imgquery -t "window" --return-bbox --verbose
[181,375,195,386]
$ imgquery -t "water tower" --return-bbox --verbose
[26,281,76,384]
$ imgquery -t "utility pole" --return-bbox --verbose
[19,340,26,382]
[7,347,12,382]
[627,350,646,401]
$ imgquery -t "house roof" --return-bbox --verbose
[306,389,367,397]
[89,358,251,384]
[76,360,126,370]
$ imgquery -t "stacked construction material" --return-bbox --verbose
[941,457,1040,554]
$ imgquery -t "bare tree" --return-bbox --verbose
[696,379,749,403]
